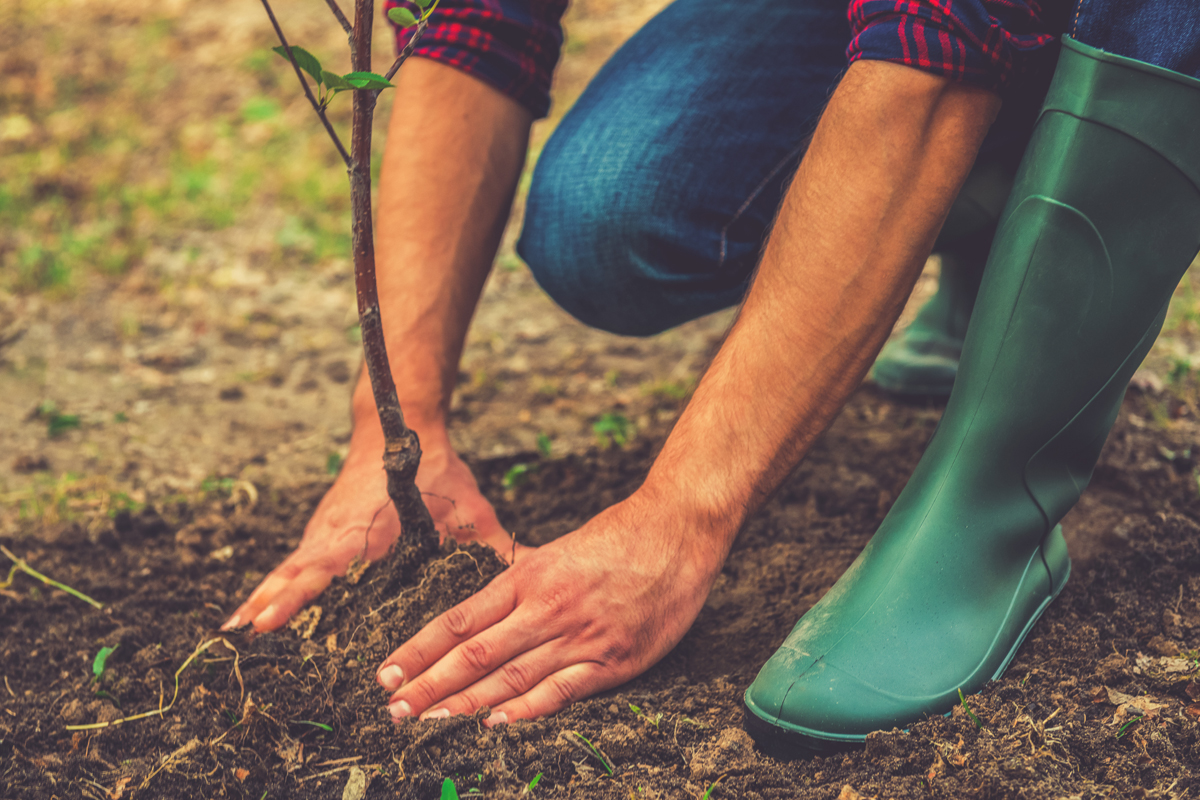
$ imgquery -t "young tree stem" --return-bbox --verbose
[350,0,439,553]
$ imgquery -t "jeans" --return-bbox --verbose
[516,0,1198,337]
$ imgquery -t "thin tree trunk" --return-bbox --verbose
[349,0,439,555]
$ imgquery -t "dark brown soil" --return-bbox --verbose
[3,387,1200,799]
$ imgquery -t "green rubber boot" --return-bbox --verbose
[871,160,1012,398]
[744,37,1200,758]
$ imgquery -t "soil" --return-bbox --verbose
[3,387,1200,800]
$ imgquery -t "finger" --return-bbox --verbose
[375,577,519,692]
[222,557,333,632]
[486,663,609,726]
[404,640,563,720]
[384,620,550,720]
[247,567,334,631]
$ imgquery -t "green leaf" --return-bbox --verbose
[413,0,433,7]
[528,773,543,791]
[321,70,354,92]
[272,45,324,86]
[326,452,344,475]
[502,462,537,489]
[295,720,333,732]
[440,778,460,800]
[388,6,418,27]
[536,432,552,457]
[341,71,395,91]
[92,645,118,677]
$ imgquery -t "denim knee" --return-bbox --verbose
[518,135,694,337]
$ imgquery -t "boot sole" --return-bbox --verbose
[743,526,1072,760]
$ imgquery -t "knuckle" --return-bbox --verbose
[497,660,537,696]
[442,605,473,639]
[544,674,580,707]
[405,679,441,709]
[535,585,573,620]
[458,638,496,672]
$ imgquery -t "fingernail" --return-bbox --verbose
[377,665,405,691]
[252,604,277,630]
[389,699,413,720]
[484,712,508,728]
[220,614,241,631]
[421,708,450,721]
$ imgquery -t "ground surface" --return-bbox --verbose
[3,390,1200,799]
[4,0,1200,798]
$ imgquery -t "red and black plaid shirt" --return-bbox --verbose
[384,0,1059,118]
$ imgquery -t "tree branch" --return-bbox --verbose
[383,17,429,82]
[324,0,354,36]
[259,0,352,168]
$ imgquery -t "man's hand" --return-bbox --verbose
[374,486,728,724]
[223,417,514,632]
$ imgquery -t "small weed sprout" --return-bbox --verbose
[2,544,103,609]
[593,412,631,448]
[294,720,333,732]
[326,452,345,475]
[571,731,615,775]
[502,462,538,489]
[1116,717,1141,739]
[957,688,983,729]
[701,775,725,799]
[523,772,544,795]
[34,400,81,438]
[536,431,553,457]
[441,777,461,800]
[629,702,661,729]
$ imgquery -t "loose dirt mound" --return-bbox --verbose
[2,389,1199,799]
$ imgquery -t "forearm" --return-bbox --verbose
[644,62,1002,559]
[351,58,533,451]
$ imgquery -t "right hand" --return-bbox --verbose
[223,416,517,632]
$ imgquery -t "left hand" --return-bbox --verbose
[374,486,730,723]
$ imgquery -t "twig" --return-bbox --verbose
[66,638,223,731]
[258,0,352,168]
[324,0,354,36]
[139,738,203,791]
[299,763,382,782]
[383,17,429,82]
[1,544,102,609]
[3,676,13,698]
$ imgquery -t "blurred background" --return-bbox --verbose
[0,0,1196,534]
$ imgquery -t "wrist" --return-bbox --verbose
[632,470,744,569]
[350,370,453,454]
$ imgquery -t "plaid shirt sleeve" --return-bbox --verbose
[846,0,1061,91]
[384,0,568,118]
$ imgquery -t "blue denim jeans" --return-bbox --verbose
[517,0,1199,337]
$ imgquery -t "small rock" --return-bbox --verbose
[219,385,245,401]
[342,766,367,800]
[689,728,757,781]
[12,454,50,473]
